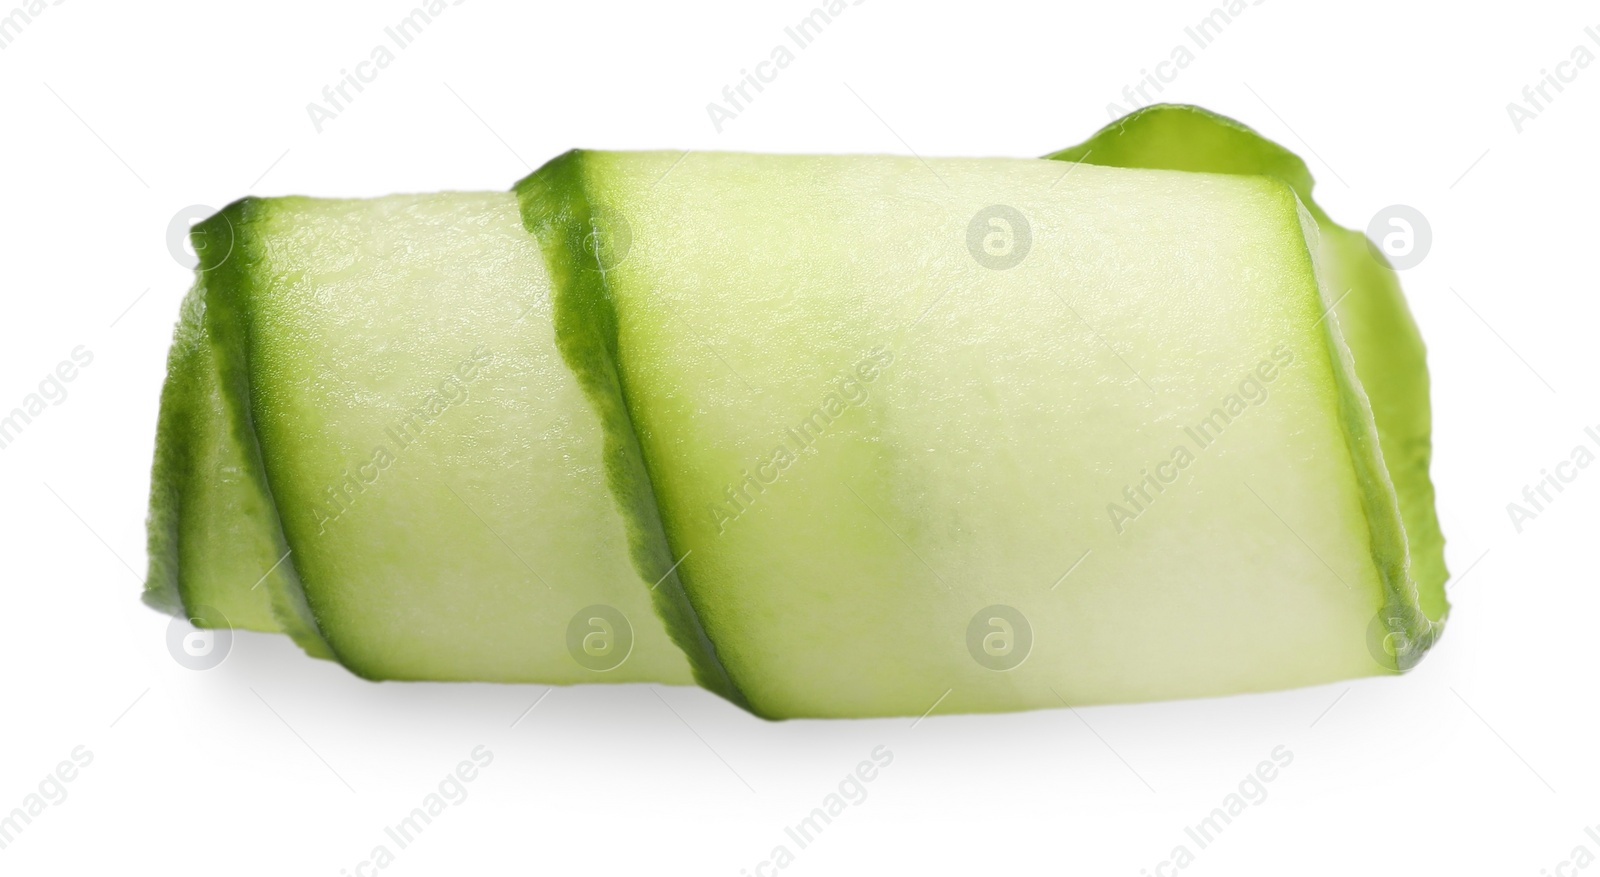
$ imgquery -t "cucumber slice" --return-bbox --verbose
[1045,104,1448,622]
[200,192,696,685]
[144,278,329,656]
[519,150,1435,718]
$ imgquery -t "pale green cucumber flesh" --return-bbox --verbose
[522,150,1427,718]
[212,192,695,685]
[1046,104,1448,625]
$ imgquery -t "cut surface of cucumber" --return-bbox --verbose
[199,192,697,685]
[1045,104,1448,623]
[520,150,1433,718]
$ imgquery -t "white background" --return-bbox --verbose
[0,1,1595,874]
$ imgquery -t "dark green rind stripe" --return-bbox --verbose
[1045,104,1447,665]
[193,202,336,660]
[514,154,750,711]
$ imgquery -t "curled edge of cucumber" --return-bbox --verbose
[141,104,1446,717]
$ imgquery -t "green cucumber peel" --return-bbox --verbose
[515,153,750,708]
[185,201,334,658]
